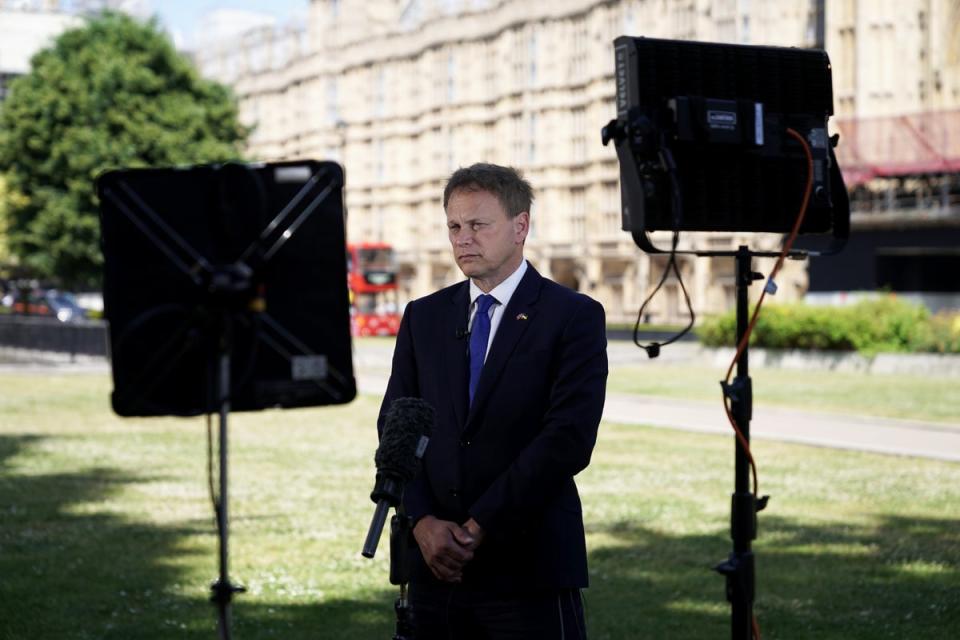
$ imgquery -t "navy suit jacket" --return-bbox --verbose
[377,264,608,590]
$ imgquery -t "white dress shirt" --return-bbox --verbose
[467,259,528,363]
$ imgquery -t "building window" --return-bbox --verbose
[511,28,525,90]
[326,78,339,124]
[624,2,636,34]
[528,113,538,163]
[528,28,538,87]
[447,51,456,103]
[572,107,586,163]
[511,114,524,165]
[433,50,446,106]
[431,126,444,170]
[603,181,620,235]
[447,128,455,170]
[571,187,586,241]
[376,139,386,182]
[607,5,620,41]
[483,122,496,161]
[571,22,589,81]
[375,68,387,117]
[483,39,497,99]
[439,0,460,15]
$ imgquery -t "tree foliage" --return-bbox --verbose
[0,12,248,288]
[0,176,12,274]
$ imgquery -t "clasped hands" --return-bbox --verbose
[412,515,485,583]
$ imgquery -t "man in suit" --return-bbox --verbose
[378,163,607,638]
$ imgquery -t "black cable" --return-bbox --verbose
[207,412,222,535]
[206,391,233,640]
[633,147,696,358]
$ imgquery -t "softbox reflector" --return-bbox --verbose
[610,36,848,241]
[98,160,356,417]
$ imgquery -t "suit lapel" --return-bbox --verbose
[443,281,471,429]
[464,266,543,431]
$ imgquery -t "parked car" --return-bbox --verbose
[44,290,87,323]
[7,289,86,322]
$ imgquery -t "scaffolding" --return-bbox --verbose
[833,109,960,186]
[832,109,960,221]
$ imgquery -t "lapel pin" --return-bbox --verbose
[516,313,528,321]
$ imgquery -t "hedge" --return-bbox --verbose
[698,297,960,355]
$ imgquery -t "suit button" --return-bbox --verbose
[460,439,470,447]
[449,488,459,497]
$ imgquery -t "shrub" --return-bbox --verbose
[697,296,952,354]
[753,304,858,351]
[916,311,960,354]
[696,312,737,347]
[846,297,930,355]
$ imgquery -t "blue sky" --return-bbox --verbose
[147,1,309,46]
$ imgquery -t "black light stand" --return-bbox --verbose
[603,35,850,640]
[675,244,791,640]
[98,161,356,639]
[209,309,246,640]
[212,345,239,639]
[711,245,770,639]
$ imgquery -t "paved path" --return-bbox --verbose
[602,393,960,463]
[356,372,960,463]
[5,343,959,463]
[354,341,960,464]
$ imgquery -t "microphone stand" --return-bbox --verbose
[363,398,435,639]
[361,477,416,638]
[389,512,416,640]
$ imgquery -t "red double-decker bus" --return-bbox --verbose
[347,242,401,336]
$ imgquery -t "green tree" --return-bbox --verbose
[0,176,12,276]
[0,12,248,289]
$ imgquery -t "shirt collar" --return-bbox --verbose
[469,259,528,309]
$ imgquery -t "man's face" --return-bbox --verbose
[446,188,529,290]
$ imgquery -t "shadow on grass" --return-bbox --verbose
[585,514,959,640]
[2,432,956,639]
[0,435,394,640]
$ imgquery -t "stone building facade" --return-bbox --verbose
[195,0,960,322]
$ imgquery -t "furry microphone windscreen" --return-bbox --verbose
[375,397,436,482]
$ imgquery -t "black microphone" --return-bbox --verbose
[362,397,435,558]
[455,327,469,339]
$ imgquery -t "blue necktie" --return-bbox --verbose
[468,294,496,406]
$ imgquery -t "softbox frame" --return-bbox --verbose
[605,36,849,253]
[98,160,356,417]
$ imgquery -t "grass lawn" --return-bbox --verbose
[607,362,960,425]
[1,373,958,639]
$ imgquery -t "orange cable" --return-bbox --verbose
[721,127,814,497]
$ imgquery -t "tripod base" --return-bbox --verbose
[211,579,247,639]
[714,550,755,631]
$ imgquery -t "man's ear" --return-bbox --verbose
[514,211,530,243]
